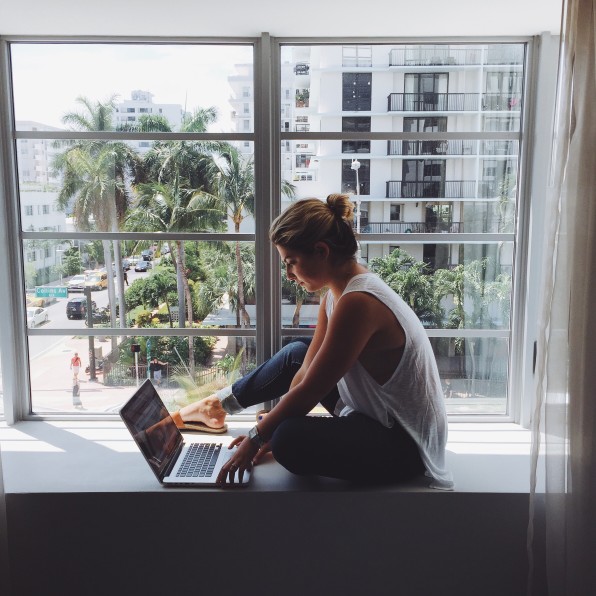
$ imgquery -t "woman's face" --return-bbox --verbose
[276,245,327,293]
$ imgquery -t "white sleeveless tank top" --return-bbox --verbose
[326,273,454,490]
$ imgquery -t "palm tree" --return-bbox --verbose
[198,148,296,329]
[53,95,141,330]
[369,248,439,326]
[281,265,311,327]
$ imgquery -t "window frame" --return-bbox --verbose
[0,33,553,426]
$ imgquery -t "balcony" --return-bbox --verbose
[358,221,464,234]
[386,180,502,199]
[388,93,480,112]
[387,140,519,157]
[387,93,521,112]
[389,48,482,66]
[388,46,524,67]
[481,94,522,111]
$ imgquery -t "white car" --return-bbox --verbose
[27,307,48,328]
[67,274,87,292]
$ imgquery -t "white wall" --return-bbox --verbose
[0,0,562,37]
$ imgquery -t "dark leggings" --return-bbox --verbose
[231,340,425,484]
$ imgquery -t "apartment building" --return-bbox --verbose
[231,43,521,272]
[114,89,186,151]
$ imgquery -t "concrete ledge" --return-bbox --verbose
[0,421,542,596]
[0,421,537,494]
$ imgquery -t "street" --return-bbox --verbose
[25,264,177,413]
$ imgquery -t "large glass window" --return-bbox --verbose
[2,38,528,420]
[280,42,525,415]
[9,42,257,416]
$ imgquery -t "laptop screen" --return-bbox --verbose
[120,380,183,480]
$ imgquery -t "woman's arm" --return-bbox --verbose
[257,291,382,441]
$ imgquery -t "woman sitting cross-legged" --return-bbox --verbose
[172,193,453,490]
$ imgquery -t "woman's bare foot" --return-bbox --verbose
[179,395,227,429]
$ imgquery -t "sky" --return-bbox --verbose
[10,43,254,132]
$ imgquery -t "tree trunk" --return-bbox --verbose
[112,238,126,329]
[175,241,186,328]
[292,297,303,327]
[101,239,117,353]
[234,227,248,372]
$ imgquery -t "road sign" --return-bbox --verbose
[35,286,68,299]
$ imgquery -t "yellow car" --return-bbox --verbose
[85,271,108,291]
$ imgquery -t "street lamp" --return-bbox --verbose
[351,159,362,262]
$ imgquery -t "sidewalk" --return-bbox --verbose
[29,333,231,414]
[29,335,184,413]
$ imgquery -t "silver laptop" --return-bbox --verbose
[120,379,250,487]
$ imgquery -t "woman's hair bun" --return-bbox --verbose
[326,193,355,223]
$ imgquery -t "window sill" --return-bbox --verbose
[0,421,538,494]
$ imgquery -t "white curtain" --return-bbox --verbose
[529,0,596,594]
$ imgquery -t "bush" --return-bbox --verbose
[135,310,153,327]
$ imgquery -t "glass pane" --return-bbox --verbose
[11,44,253,133]
[279,43,524,132]
[23,240,257,330]
[0,350,3,418]
[281,138,519,221]
[17,138,255,233]
[28,334,256,414]
[363,243,513,331]
[432,337,508,414]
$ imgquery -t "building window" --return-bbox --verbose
[342,45,373,67]
[342,117,371,153]
[402,159,446,198]
[42,205,50,214]
[341,159,370,195]
[126,107,135,113]
[25,205,33,216]
[404,73,448,110]
[390,204,402,221]
[296,154,311,168]
[342,73,372,111]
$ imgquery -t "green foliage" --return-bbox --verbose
[125,278,147,310]
[117,335,215,368]
[135,310,153,328]
[370,248,512,331]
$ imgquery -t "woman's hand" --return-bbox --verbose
[216,435,259,486]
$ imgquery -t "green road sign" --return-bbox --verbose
[35,286,68,299]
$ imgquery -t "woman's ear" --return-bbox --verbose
[313,241,330,259]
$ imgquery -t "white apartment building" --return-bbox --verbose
[229,43,521,272]
[114,89,186,152]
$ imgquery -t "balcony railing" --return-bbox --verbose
[358,221,464,234]
[388,93,480,112]
[481,94,522,111]
[387,93,522,112]
[388,46,524,67]
[386,180,502,199]
[389,48,482,66]
[387,140,519,157]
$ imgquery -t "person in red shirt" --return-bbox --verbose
[70,352,82,382]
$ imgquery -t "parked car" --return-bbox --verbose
[85,271,108,290]
[134,260,152,272]
[121,258,131,271]
[66,296,96,320]
[67,274,87,292]
[27,307,48,328]
[141,249,153,261]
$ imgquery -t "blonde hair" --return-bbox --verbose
[270,194,358,262]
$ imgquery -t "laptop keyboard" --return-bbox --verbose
[176,443,222,478]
